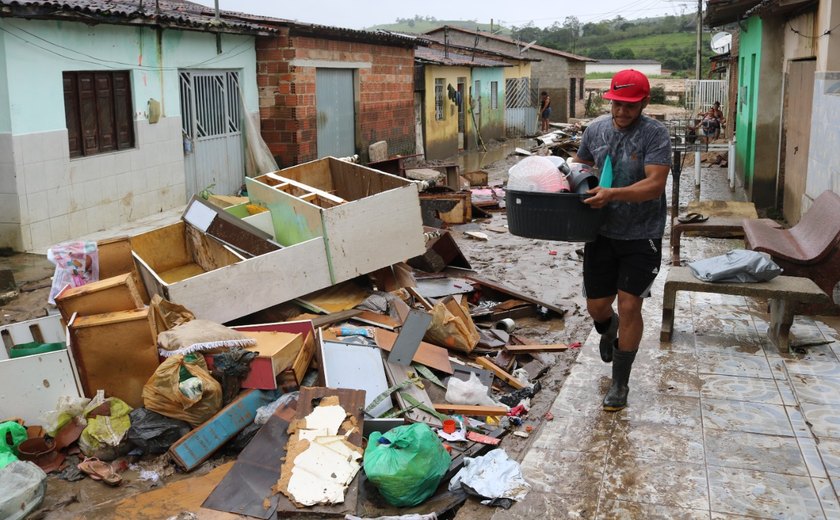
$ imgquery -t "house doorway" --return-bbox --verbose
[569,78,576,119]
[316,68,356,158]
[179,70,244,199]
[457,77,466,150]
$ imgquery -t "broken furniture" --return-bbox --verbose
[131,220,331,324]
[245,157,425,285]
[67,308,160,408]
[54,272,146,324]
[743,190,840,309]
[368,153,423,177]
[661,266,829,352]
[0,315,82,425]
[419,189,472,226]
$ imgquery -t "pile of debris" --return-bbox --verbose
[0,157,573,518]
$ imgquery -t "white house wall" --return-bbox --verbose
[0,19,258,252]
[804,0,840,213]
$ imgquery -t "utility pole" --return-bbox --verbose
[695,0,702,79]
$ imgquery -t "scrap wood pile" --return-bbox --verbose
[0,157,568,518]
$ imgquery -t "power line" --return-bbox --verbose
[0,22,254,71]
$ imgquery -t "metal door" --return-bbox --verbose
[316,68,355,158]
[180,70,244,199]
[504,77,538,137]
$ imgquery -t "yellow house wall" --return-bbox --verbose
[424,65,471,160]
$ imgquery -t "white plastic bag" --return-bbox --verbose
[507,156,569,193]
[447,449,531,506]
[445,373,501,407]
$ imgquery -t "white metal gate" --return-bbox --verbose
[505,77,538,137]
[180,70,244,199]
[685,79,728,117]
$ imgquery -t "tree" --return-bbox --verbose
[589,45,613,59]
[614,48,636,59]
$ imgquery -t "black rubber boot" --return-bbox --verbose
[595,313,618,363]
[603,347,637,411]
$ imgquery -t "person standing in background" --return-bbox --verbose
[539,91,551,133]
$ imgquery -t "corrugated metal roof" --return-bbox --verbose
[0,0,276,34]
[425,25,595,62]
[415,45,510,67]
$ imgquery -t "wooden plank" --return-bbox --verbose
[68,308,159,408]
[333,328,453,375]
[295,280,370,314]
[55,272,145,323]
[169,389,280,471]
[351,310,401,330]
[466,275,565,316]
[432,403,509,416]
[474,356,526,390]
[504,343,569,353]
[97,235,148,303]
[83,461,241,520]
[263,172,346,205]
[383,360,442,428]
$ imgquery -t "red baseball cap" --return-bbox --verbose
[603,69,650,103]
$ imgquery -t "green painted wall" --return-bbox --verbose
[0,32,10,133]
[0,18,257,135]
[471,67,506,144]
[736,16,762,196]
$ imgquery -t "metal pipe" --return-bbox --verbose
[729,139,736,191]
[695,151,701,188]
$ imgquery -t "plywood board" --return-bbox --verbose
[87,461,241,520]
[0,350,81,425]
[475,357,526,390]
[68,309,159,408]
[432,403,508,416]
[323,186,425,283]
[367,328,453,375]
[296,280,370,314]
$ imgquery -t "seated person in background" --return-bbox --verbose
[697,106,721,143]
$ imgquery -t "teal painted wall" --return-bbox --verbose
[0,18,257,135]
[0,32,10,133]
[736,16,762,194]
[471,67,506,143]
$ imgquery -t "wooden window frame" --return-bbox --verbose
[63,71,135,158]
[490,81,498,110]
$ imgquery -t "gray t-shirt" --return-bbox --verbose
[577,114,672,240]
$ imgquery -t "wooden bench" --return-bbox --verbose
[743,190,840,309]
[661,267,829,352]
[670,216,780,266]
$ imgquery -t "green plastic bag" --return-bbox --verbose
[363,423,451,507]
[0,422,27,456]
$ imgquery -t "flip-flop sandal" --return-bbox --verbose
[677,212,709,224]
[78,457,122,486]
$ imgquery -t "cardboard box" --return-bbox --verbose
[246,157,425,284]
[131,221,332,324]
[68,308,159,408]
[54,272,145,324]
[204,330,304,390]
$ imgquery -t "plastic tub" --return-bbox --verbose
[506,190,604,242]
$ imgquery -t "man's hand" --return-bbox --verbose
[583,186,613,208]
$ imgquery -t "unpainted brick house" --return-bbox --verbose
[246,21,418,167]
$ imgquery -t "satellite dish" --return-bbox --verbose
[711,32,732,54]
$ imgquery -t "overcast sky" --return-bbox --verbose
[194,0,697,30]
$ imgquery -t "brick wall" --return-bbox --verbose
[257,29,415,167]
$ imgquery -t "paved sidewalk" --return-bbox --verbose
[496,166,840,518]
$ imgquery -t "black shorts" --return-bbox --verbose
[583,235,662,298]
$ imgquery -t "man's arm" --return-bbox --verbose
[583,163,669,208]
[572,153,595,167]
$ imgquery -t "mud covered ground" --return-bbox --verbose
[0,138,594,518]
